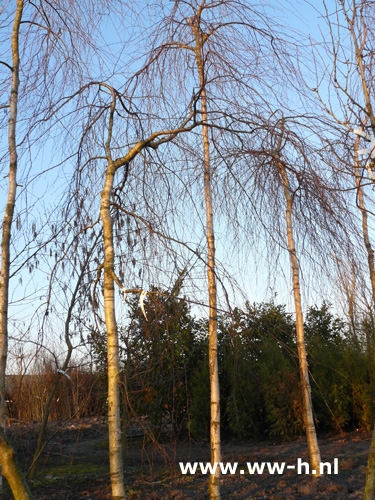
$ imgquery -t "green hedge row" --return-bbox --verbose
[90,292,375,440]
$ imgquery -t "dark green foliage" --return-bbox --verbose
[305,303,362,431]
[121,287,205,438]
[219,302,302,440]
[345,314,375,430]
[89,294,375,441]
[258,338,302,439]
[221,323,263,438]
[187,357,210,439]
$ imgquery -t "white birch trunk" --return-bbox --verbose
[191,17,221,500]
[346,14,375,494]
[0,0,32,497]
[277,161,321,475]
[354,141,375,499]
[100,163,126,500]
[96,80,196,499]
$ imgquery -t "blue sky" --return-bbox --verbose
[1,0,370,372]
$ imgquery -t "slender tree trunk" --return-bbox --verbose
[365,424,375,500]
[28,372,69,478]
[28,236,99,479]
[354,152,375,303]
[100,163,126,500]
[93,79,196,500]
[277,160,321,476]
[0,428,31,500]
[350,31,375,497]
[350,27,375,495]
[191,16,221,500]
[354,140,375,499]
[0,1,32,497]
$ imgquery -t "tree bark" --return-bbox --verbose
[95,80,196,500]
[0,428,31,500]
[0,0,32,497]
[277,160,321,476]
[365,424,375,500]
[346,10,375,494]
[191,15,221,500]
[100,163,126,500]
[354,139,375,499]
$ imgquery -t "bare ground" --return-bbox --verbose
[3,419,371,499]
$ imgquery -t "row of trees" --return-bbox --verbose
[90,296,375,441]
[7,298,375,440]
[2,0,375,498]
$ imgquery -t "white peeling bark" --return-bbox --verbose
[277,160,321,476]
[100,163,126,500]
[191,16,221,500]
[0,0,32,497]
[354,138,375,499]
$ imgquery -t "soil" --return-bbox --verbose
[4,419,371,499]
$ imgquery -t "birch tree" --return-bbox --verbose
[305,0,375,494]
[71,77,199,498]
[141,2,295,496]
[274,121,321,475]
[0,0,33,497]
[0,1,129,495]
[219,92,360,468]
[190,8,221,497]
